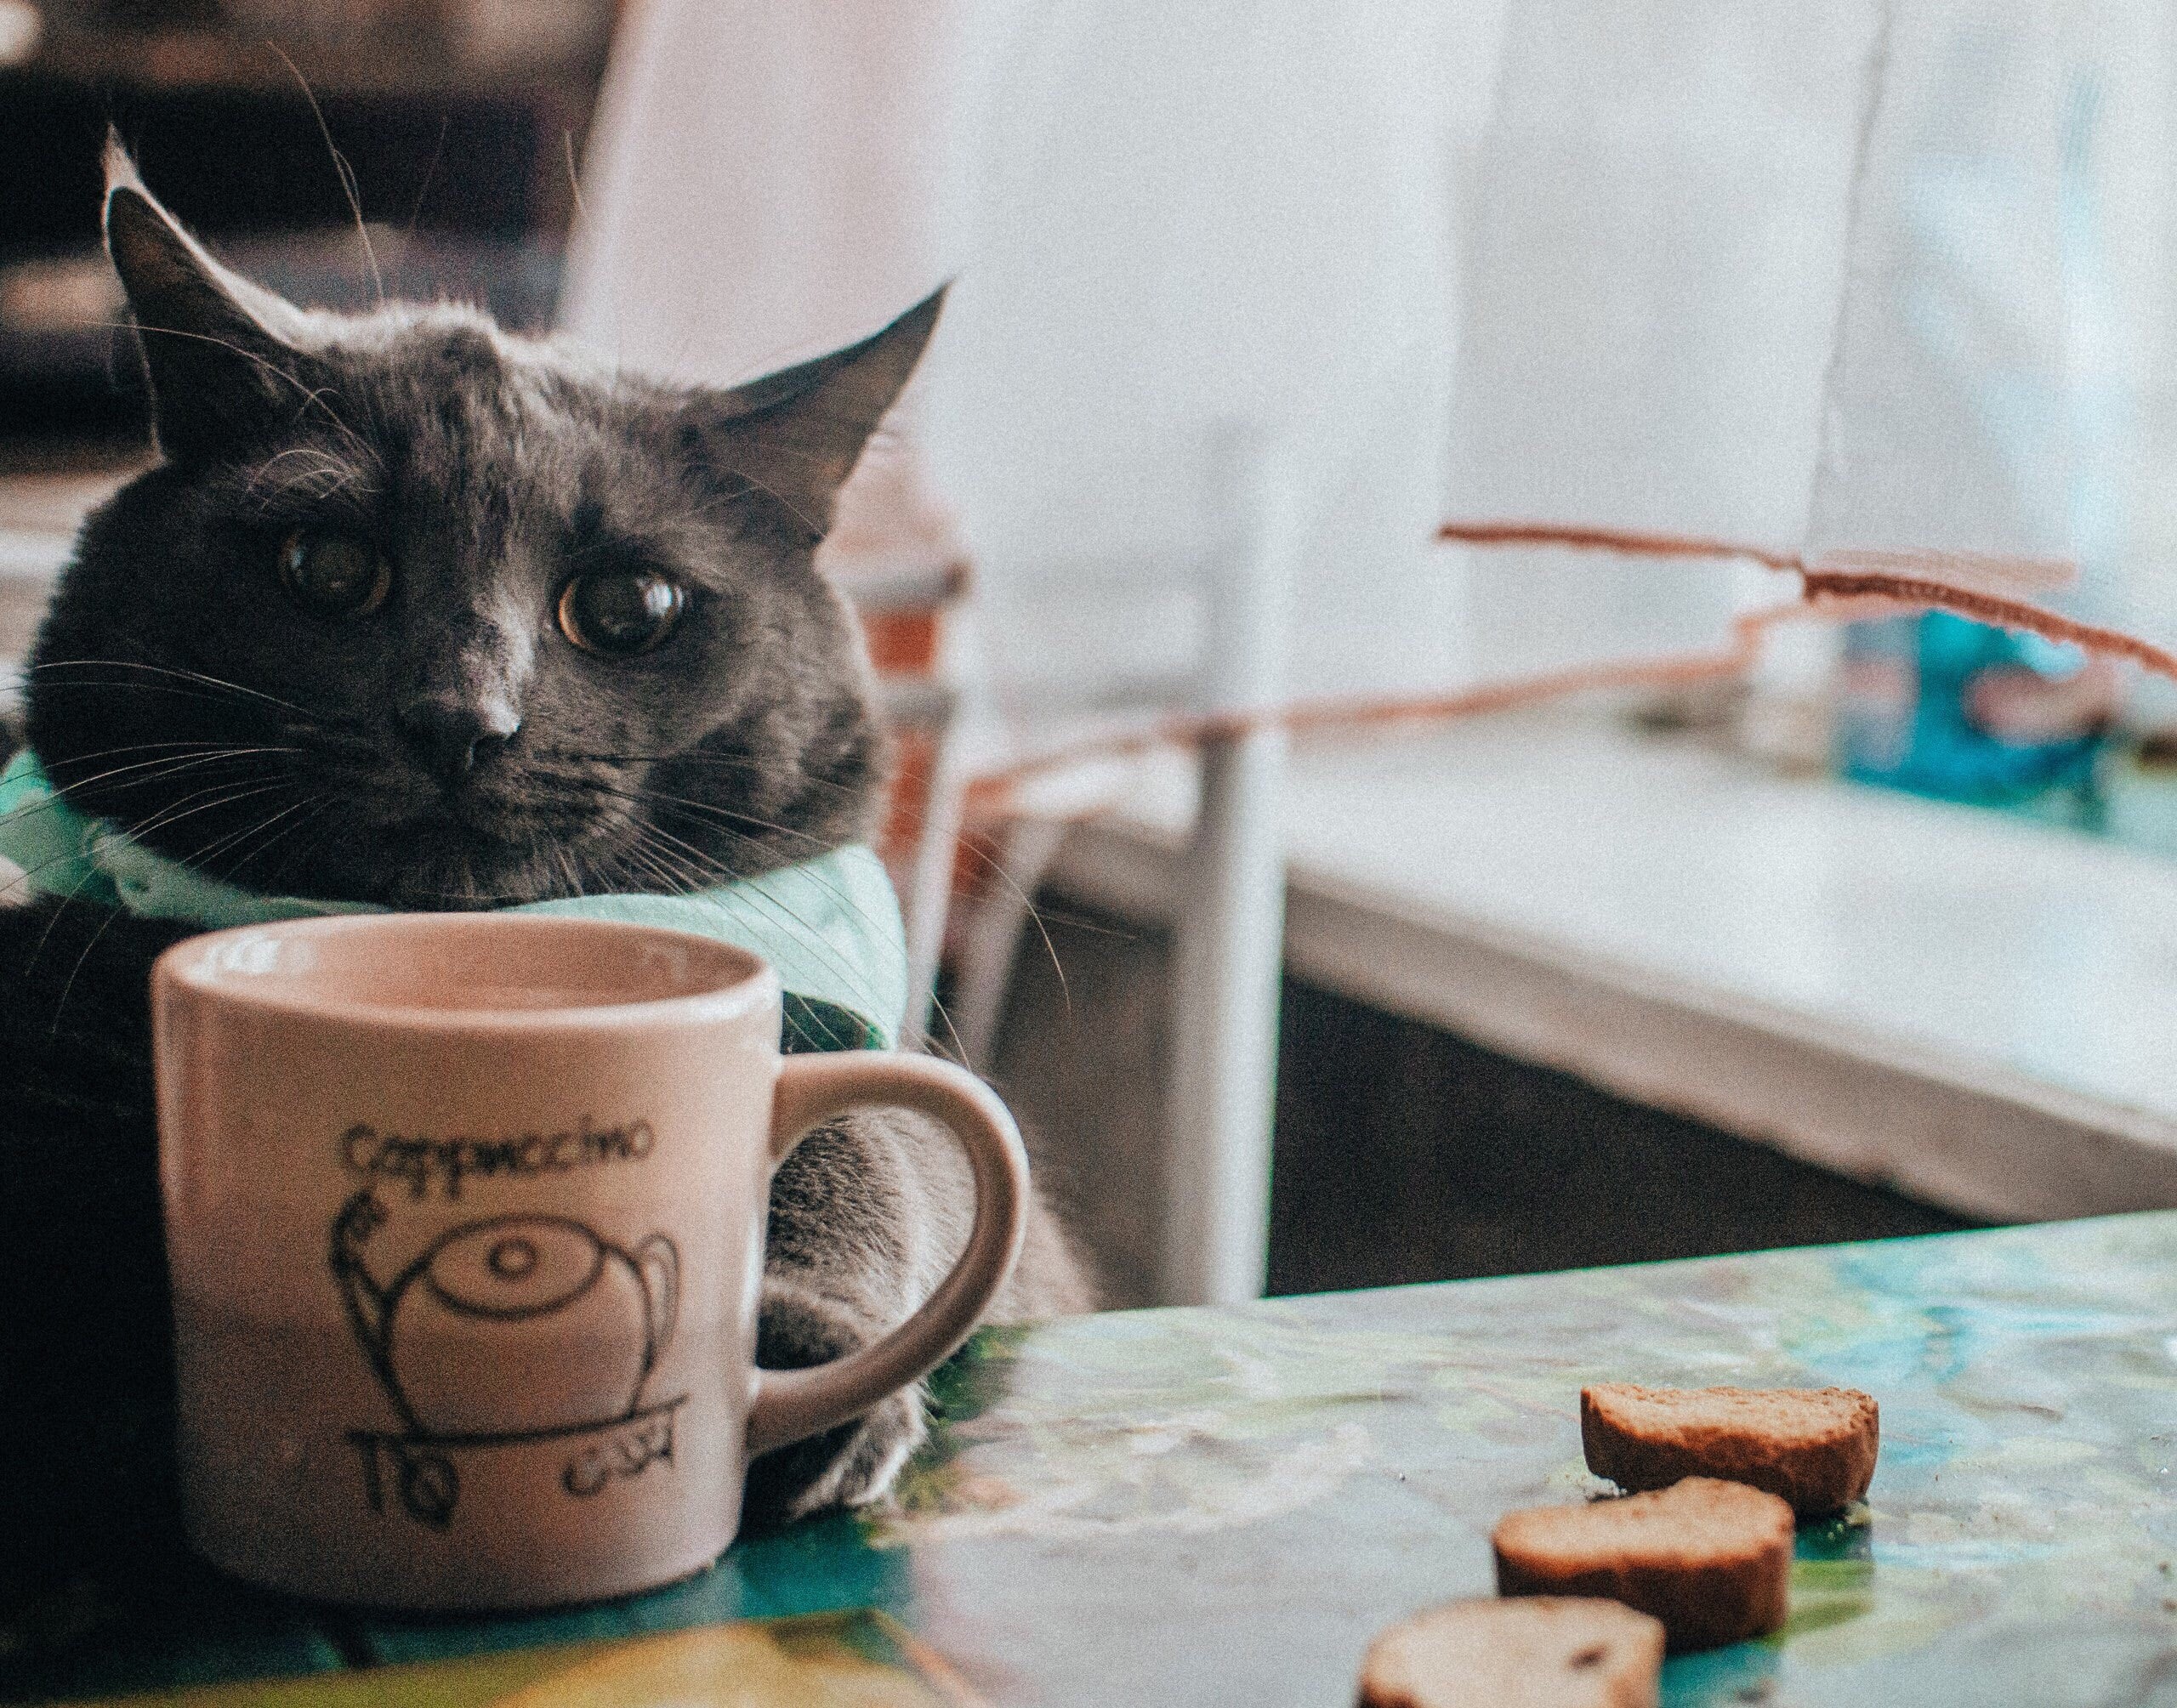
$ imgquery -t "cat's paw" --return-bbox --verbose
[740,1282,929,1530]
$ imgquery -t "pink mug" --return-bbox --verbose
[151,912,1026,1609]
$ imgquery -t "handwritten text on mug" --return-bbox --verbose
[339,1117,657,1200]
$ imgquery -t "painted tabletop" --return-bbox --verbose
[13,1211,2177,1706]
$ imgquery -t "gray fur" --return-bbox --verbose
[0,151,1088,1552]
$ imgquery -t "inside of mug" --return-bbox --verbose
[168,916,764,1018]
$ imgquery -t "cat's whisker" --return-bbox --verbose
[247,444,350,481]
[537,746,887,826]
[32,658,332,722]
[614,758,1064,1000]
[16,774,296,975]
[615,839,683,899]
[246,445,368,507]
[9,757,298,848]
[543,837,571,902]
[635,779,1062,1005]
[44,897,128,1039]
[198,791,331,883]
[0,842,141,917]
[627,819,895,1022]
[42,783,315,1027]
[31,674,376,748]
[22,850,133,972]
[77,319,384,474]
[234,794,338,887]
[268,43,384,308]
[529,769,918,990]
[630,820,963,1053]
[461,752,1056,1030]
[17,778,278,966]
[648,804,907,959]
[162,801,295,881]
[642,775,1064,1036]
[632,790,924,973]
[680,462,826,539]
[296,395,389,479]
[82,316,308,394]
[601,841,657,898]
[41,746,297,798]
[20,737,268,767]
[562,839,596,900]
[115,779,293,848]
[645,795,872,878]
[263,802,412,900]
[30,678,309,718]
[287,729,385,761]
[7,751,285,824]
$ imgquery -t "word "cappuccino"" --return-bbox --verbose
[340,1117,657,1200]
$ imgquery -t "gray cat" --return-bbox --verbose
[0,149,1089,1576]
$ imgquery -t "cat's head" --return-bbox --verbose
[26,147,939,909]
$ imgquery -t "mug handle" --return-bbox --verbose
[744,1052,1029,1456]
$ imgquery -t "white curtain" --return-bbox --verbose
[562,0,963,384]
[565,0,1464,752]
[564,0,2177,768]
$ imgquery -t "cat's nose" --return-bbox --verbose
[395,696,519,785]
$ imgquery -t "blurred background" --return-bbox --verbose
[6,0,2177,1311]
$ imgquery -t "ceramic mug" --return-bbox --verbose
[151,913,1027,1610]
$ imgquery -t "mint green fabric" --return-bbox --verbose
[0,747,907,1051]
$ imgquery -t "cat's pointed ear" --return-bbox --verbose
[103,139,308,462]
[685,288,946,543]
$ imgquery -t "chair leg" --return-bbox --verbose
[899,696,969,1052]
[948,815,1070,1072]
[1161,726,1288,1305]
[1158,425,1296,1306]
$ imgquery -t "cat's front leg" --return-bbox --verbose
[740,1106,942,1526]
[740,1097,1093,1527]
[742,1272,931,1528]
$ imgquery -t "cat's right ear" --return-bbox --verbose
[103,139,305,462]
[679,290,946,546]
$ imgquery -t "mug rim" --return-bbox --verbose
[153,912,779,1034]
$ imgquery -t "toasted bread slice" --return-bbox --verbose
[1582,1383,1878,1516]
[1356,1596,1665,1708]
[1492,1478,1793,1653]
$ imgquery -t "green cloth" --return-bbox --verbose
[0,747,906,1052]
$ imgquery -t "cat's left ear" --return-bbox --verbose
[102,138,310,463]
[684,289,946,543]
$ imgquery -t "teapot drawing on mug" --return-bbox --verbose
[331,1190,686,1528]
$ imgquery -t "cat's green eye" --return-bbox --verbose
[278,531,389,618]
[557,570,687,657]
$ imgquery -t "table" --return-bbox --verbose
[10,1211,2177,1706]
[1053,713,2177,1229]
